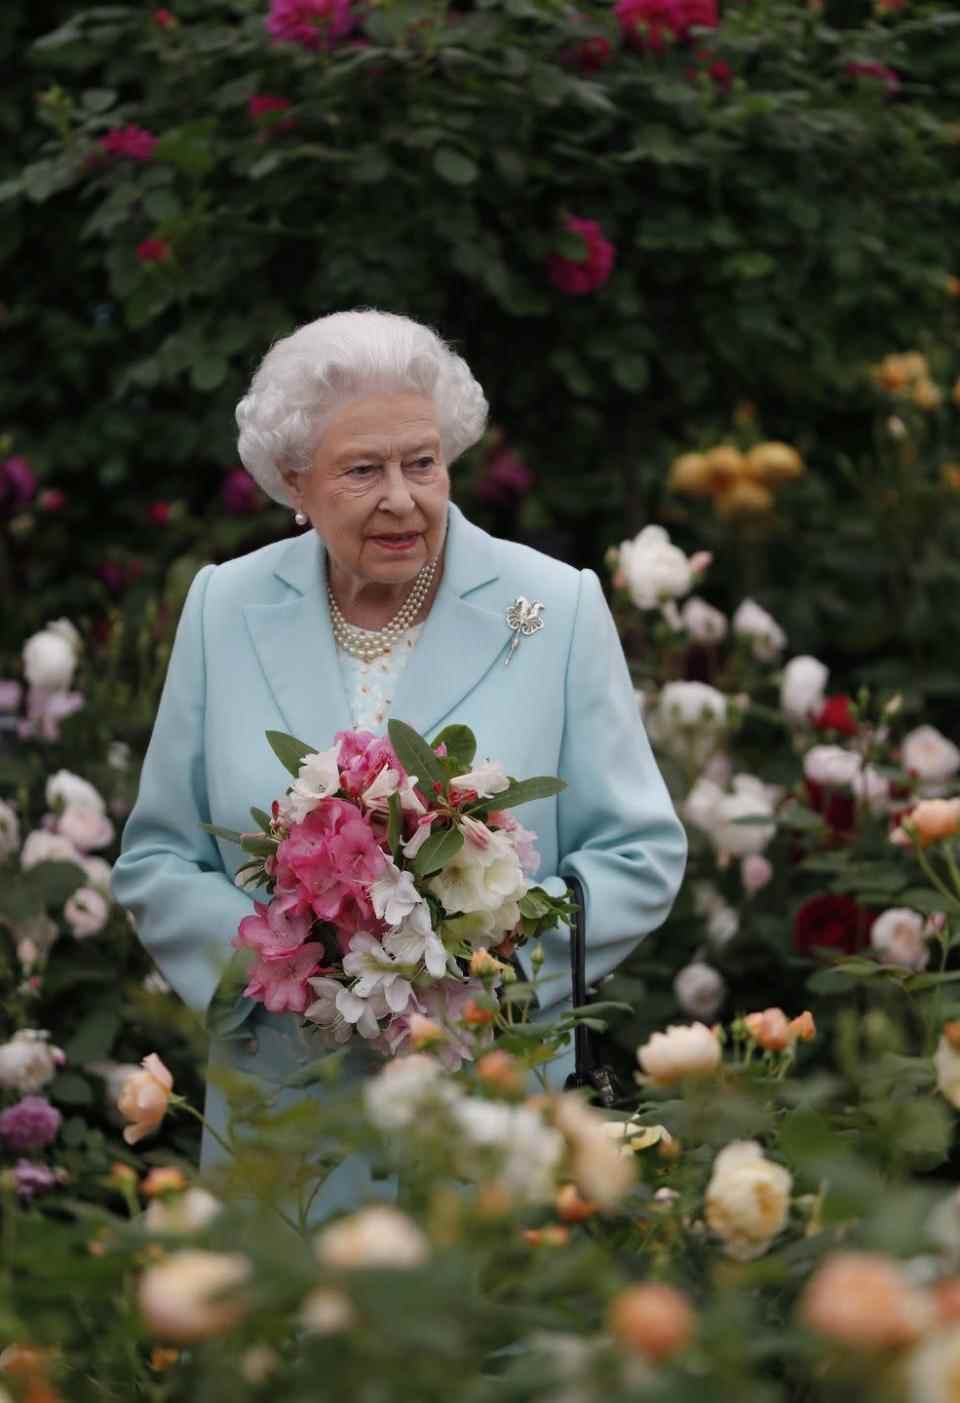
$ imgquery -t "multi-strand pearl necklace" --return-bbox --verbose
[328,558,438,662]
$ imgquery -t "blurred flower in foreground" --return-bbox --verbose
[139,1250,251,1341]
[799,1252,931,1348]
[637,1022,721,1085]
[117,1054,173,1144]
[705,1140,792,1261]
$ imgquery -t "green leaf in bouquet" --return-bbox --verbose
[240,833,279,857]
[431,723,477,769]
[388,719,447,789]
[249,806,273,833]
[413,825,465,876]
[387,791,402,858]
[519,888,554,918]
[205,947,257,1040]
[201,822,247,845]
[265,729,315,778]
[469,775,566,813]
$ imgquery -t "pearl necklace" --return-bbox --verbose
[328,559,438,662]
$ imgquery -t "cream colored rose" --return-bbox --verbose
[117,1053,174,1144]
[315,1205,429,1270]
[781,655,828,725]
[138,1249,251,1341]
[23,623,79,690]
[902,725,960,795]
[905,1328,960,1403]
[800,1252,931,1349]
[0,1029,63,1093]
[144,1187,222,1235]
[300,1287,355,1335]
[550,1093,635,1207]
[637,1023,721,1085]
[871,908,930,971]
[705,1140,792,1261]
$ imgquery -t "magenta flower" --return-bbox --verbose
[136,237,172,264]
[0,680,21,711]
[13,1159,59,1201]
[275,797,386,933]
[99,125,158,161]
[615,0,716,50]
[0,456,37,510]
[547,215,616,296]
[38,488,66,512]
[335,731,405,800]
[242,942,329,1013]
[0,1096,62,1152]
[18,687,84,742]
[235,892,314,959]
[266,0,354,49]
[152,7,176,27]
[476,446,534,504]
[222,468,262,514]
[249,94,292,118]
[845,60,900,94]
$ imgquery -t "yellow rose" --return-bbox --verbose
[667,452,713,496]
[745,441,804,483]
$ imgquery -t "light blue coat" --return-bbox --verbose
[112,504,686,1210]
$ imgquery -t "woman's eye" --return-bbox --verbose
[409,457,435,471]
[347,464,378,479]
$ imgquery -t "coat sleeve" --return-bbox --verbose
[517,568,687,1010]
[111,564,257,1024]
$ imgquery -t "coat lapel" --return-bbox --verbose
[389,505,509,737]
[242,532,353,749]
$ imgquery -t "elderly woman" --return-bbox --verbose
[112,309,686,1213]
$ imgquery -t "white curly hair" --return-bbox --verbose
[235,309,489,505]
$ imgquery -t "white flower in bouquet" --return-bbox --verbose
[780,655,828,724]
[138,1249,251,1342]
[363,1053,457,1131]
[453,1098,564,1203]
[361,764,425,815]
[0,1029,64,1093]
[383,903,448,979]
[304,977,354,1044]
[705,1140,792,1261]
[871,908,930,971]
[804,744,863,789]
[551,1093,636,1206]
[680,596,727,644]
[145,1187,222,1235]
[315,1204,429,1269]
[282,747,341,823]
[934,1027,960,1109]
[370,858,424,927]
[0,799,20,859]
[45,770,105,814]
[23,619,80,691]
[652,681,728,769]
[673,961,726,1020]
[902,725,960,796]
[637,1023,721,1085]
[20,830,82,870]
[617,525,694,610]
[732,599,787,661]
[340,935,414,1015]
[56,805,114,852]
[428,818,526,918]
[64,885,110,939]
[448,759,510,800]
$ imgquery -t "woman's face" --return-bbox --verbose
[291,392,450,588]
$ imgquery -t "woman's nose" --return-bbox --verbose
[381,465,415,513]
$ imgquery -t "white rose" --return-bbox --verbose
[706,903,739,949]
[781,655,829,725]
[673,962,726,1020]
[46,770,105,814]
[80,855,113,892]
[138,1250,251,1342]
[684,777,723,833]
[20,829,83,870]
[902,725,960,795]
[428,824,526,916]
[637,1023,721,1085]
[652,681,728,770]
[107,740,131,772]
[448,760,510,800]
[23,623,80,690]
[710,785,776,858]
[0,799,20,859]
[618,526,694,610]
[300,1288,355,1335]
[363,1054,454,1131]
[732,599,787,661]
[853,764,890,815]
[47,617,82,652]
[454,1098,565,1203]
[803,745,862,789]
[57,805,114,852]
[870,908,929,971]
[934,1033,960,1109]
[0,1028,63,1093]
[681,597,728,644]
[551,1092,635,1206]
[145,1187,222,1235]
[705,1140,792,1261]
[64,886,110,939]
[315,1205,429,1269]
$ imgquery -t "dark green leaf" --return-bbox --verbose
[431,724,477,769]
[250,806,272,833]
[434,147,478,185]
[388,720,446,789]
[265,729,316,778]
[49,1073,93,1107]
[413,826,465,877]
[201,822,247,845]
[470,776,566,813]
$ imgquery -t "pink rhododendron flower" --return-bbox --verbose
[266,0,354,49]
[487,810,541,875]
[275,797,386,933]
[243,942,330,1012]
[547,216,616,296]
[615,0,717,50]
[99,125,158,161]
[137,237,172,264]
[336,730,406,800]
[235,892,313,959]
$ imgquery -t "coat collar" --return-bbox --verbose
[243,504,510,749]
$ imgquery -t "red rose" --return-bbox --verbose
[814,694,859,737]
[793,892,874,957]
[804,779,856,833]
[136,237,172,264]
[547,215,616,296]
[148,501,171,525]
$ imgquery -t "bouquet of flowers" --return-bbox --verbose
[206,721,574,1067]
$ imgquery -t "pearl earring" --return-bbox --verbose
[294,510,308,526]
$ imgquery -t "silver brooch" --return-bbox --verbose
[504,596,545,665]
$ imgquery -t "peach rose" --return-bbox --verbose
[117,1054,173,1145]
[138,1249,251,1342]
[789,1011,816,1042]
[744,1008,792,1051]
[895,798,960,848]
[799,1252,931,1349]
[608,1282,695,1362]
[637,1022,721,1085]
[475,1050,524,1096]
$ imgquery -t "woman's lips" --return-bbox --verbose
[369,533,420,552]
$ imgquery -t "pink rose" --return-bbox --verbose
[547,215,616,296]
[137,237,172,264]
[56,805,114,852]
[741,854,773,893]
[64,886,110,939]
[615,0,717,50]
[99,125,158,161]
[266,0,354,49]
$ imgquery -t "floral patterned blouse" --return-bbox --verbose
[335,624,424,734]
